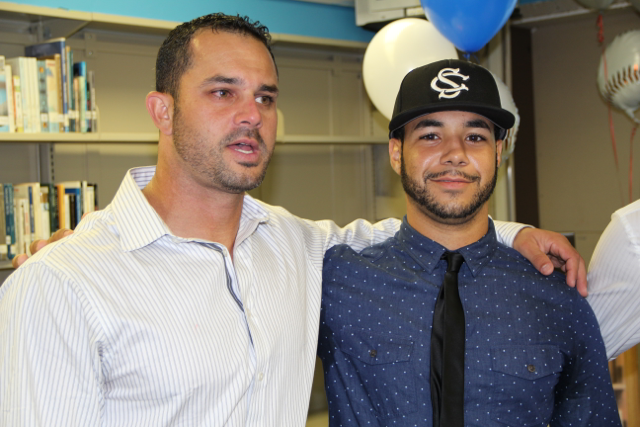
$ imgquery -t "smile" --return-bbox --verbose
[433,178,472,183]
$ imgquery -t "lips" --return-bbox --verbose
[426,170,479,184]
[227,138,259,155]
[232,142,256,154]
[431,176,473,184]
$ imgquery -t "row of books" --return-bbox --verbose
[0,37,97,134]
[1,181,98,260]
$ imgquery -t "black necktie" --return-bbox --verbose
[431,251,465,427]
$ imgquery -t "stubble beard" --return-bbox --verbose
[400,150,498,225]
[172,105,273,194]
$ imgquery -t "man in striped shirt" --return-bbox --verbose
[1,13,585,427]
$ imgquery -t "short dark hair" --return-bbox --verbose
[155,13,276,100]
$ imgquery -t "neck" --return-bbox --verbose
[142,154,244,255]
[405,198,490,251]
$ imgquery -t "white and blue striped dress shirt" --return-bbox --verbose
[588,199,640,360]
[0,166,524,427]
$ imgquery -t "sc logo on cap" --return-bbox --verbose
[431,68,469,99]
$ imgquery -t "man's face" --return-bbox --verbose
[171,30,279,194]
[390,111,503,225]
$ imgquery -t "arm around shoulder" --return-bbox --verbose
[588,206,640,359]
[315,217,401,253]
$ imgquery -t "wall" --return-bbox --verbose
[528,7,640,265]
[4,0,374,42]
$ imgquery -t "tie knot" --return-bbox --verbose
[442,252,464,273]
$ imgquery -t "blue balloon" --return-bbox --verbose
[420,0,517,53]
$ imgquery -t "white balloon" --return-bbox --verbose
[491,73,520,161]
[574,0,614,9]
[363,18,458,120]
[597,30,640,124]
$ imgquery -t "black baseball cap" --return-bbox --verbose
[388,59,515,140]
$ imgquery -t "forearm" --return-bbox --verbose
[493,219,529,248]
[587,210,640,359]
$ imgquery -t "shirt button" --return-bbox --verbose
[527,364,536,373]
[258,372,264,381]
[369,349,377,358]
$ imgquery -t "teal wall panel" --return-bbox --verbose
[8,0,375,41]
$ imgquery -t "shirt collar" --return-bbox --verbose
[110,166,270,252]
[396,216,499,277]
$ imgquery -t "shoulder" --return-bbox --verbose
[323,238,397,274]
[490,243,579,301]
[246,196,315,233]
[14,207,117,281]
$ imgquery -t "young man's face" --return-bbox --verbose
[390,110,503,225]
[171,30,279,194]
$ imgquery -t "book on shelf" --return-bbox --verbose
[0,56,15,133]
[12,74,24,133]
[87,70,97,132]
[59,181,81,228]
[41,183,58,237]
[56,180,97,228]
[14,197,28,256]
[13,183,42,244]
[36,60,50,132]
[0,185,5,259]
[2,184,16,260]
[0,184,7,260]
[42,59,60,132]
[73,62,88,133]
[0,180,98,259]
[0,40,100,134]
[6,57,37,133]
[67,47,76,132]
[56,183,66,230]
[25,38,69,132]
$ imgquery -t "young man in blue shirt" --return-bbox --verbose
[319,59,620,426]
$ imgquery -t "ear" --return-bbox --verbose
[389,138,402,176]
[146,91,174,135]
[496,138,504,168]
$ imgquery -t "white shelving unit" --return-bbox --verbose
[0,1,395,280]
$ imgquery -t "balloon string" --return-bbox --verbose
[631,128,635,203]
[608,106,619,169]
[597,13,604,44]
[599,13,614,168]
[599,13,624,204]
[608,104,624,204]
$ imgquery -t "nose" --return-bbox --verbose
[234,96,262,128]
[440,137,469,167]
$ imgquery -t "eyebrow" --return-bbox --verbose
[465,118,492,131]
[259,83,279,95]
[200,75,239,88]
[200,75,279,94]
[414,119,443,129]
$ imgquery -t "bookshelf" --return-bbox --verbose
[0,1,394,281]
[0,1,378,143]
[609,347,640,427]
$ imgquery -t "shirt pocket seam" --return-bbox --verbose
[337,327,414,365]
[491,344,563,380]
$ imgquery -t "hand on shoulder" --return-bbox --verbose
[11,229,74,268]
[513,227,587,297]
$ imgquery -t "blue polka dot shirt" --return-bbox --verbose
[318,218,621,426]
